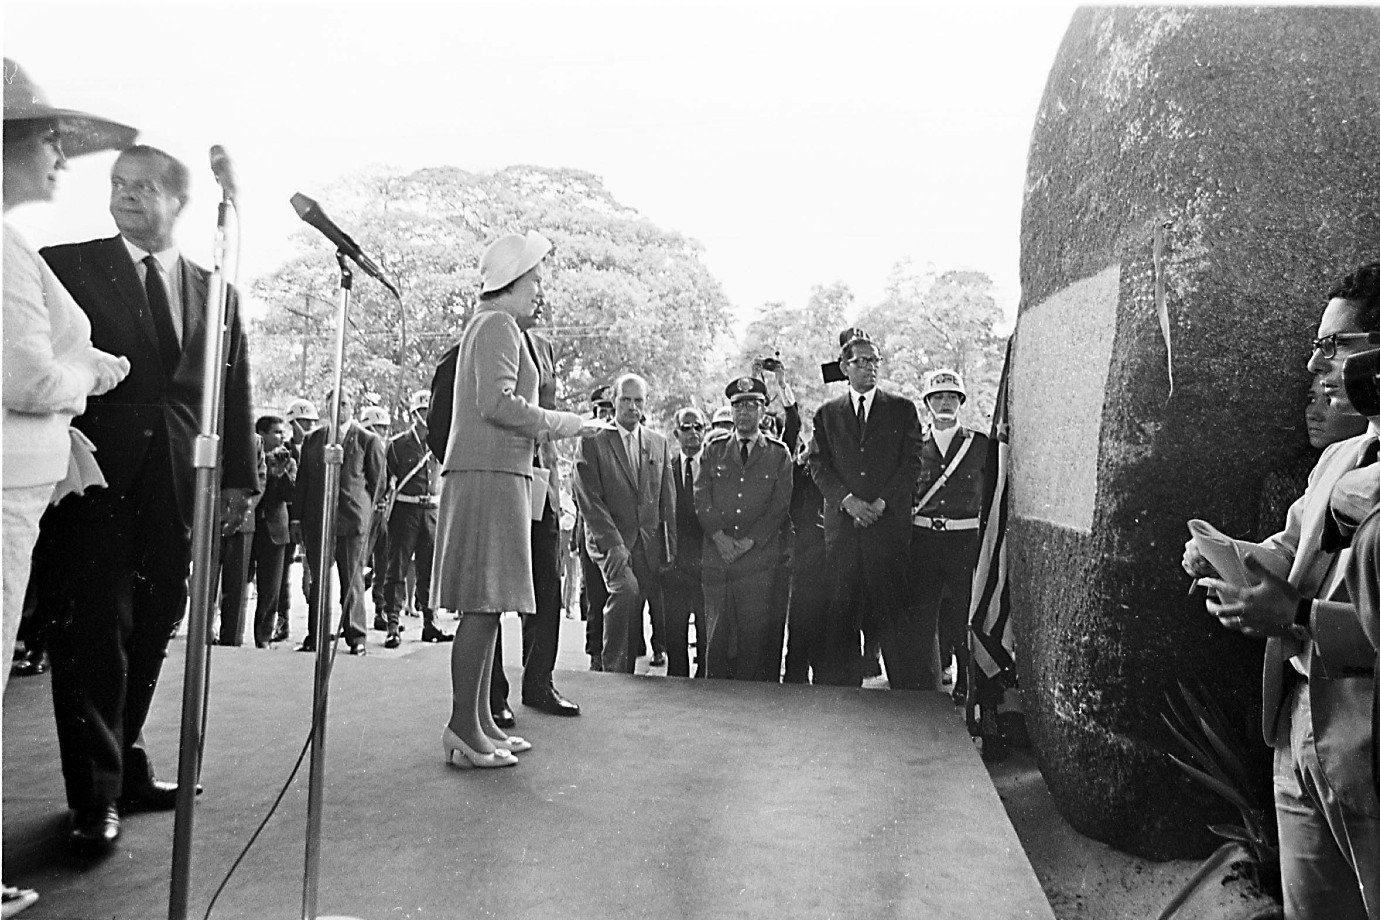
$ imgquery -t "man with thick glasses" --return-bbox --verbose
[1186,260,1380,919]
[807,328,922,687]
[663,407,709,677]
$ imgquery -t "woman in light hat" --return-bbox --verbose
[434,231,603,768]
[2,57,137,914]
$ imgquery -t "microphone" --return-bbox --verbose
[290,192,400,299]
[208,145,238,203]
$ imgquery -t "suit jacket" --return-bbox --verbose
[256,441,297,544]
[294,422,386,539]
[670,452,705,578]
[575,423,675,564]
[808,387,922,545]
[440,310,581,477]
[1240,432,1378,812]
[527,329,564,516]
[40,235,257,520]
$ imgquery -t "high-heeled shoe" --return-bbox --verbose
[442,728,517,769]
[489,734,532,753]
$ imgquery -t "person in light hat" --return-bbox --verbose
[275,397,319,642]
[2,55,136,898]
[910,368,989,704]
[359,405,393,626]
[434,231,601,768]
[694,376,793,680]
[710,405,734,431]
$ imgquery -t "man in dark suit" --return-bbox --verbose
[274,398,318,643]
[490,330,583,720]
[292,390,386,655]
[33,145,257,854]
[574,373,676,674]
[664,406,708,677]
[578,386,615,669]
[247,415,296,647]
[807,329,922,687]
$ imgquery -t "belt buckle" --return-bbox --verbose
[932,516,947,531]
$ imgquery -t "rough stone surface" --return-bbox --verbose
[1015,6,1380,858]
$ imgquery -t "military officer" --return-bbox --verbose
[694,377,794,680]
[382,389,451,647]
[909,368,989,696]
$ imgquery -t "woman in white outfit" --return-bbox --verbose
[2,61,135,915]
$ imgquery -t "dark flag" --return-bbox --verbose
[965,336,1017,744]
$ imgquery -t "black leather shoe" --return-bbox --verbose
[491,706,516,729]
[68,804,120,854]
[348,642,367,656]
[649,652,666,668]
[372,615,387,631]
[420,625,454,643]
[297,637,316,653]
[523,688,581,717]
[383,632,401,649]
[119,780,203,813]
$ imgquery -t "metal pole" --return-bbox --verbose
[301,253,353,920]
[169,195,235,920]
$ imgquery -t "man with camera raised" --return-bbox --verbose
[1186,260,1380,919]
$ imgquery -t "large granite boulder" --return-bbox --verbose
[1014,6,1380,858]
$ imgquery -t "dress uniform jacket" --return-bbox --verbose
[694,431,793,577]
[914,426,989,525]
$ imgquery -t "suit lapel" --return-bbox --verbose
[608,429,638,490]
[1294,436,1369,592]
[178,257,207,372]
[100,236,163,361]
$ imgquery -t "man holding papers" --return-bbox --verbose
[1183,260,1380,920]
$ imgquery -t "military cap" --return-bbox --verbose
[589,384,614,408]
[725,376,768,404]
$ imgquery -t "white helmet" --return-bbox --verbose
[921,368,967,404]
[409,389,430,412]
[359,406,390,428]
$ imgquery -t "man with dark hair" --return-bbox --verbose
[807,329,922,687]
[1189,260,1380,919]
[34,144,257,854]
[247,415,296,647]
[578,386,615,670]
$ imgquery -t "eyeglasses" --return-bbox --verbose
[848,356,883,368]
[1310,332,1380,359]
[678,423,705,431]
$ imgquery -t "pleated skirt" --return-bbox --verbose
[431,469,534,614]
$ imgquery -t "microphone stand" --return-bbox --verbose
[169,187,236,920]
[299,252,365,920]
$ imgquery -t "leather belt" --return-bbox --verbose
[912,514,979,532]
[395,494,438,506]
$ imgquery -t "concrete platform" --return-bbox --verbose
[3,611,1054,920]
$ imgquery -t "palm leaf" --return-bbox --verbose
[1154,841,1248,920]
[1166,754,1256,816]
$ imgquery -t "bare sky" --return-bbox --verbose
[5,0,1076,326]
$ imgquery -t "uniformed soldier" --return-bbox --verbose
[694,377,794,680]
[382,390,451,647]
[709,405,734,432]
[910,368,988,699]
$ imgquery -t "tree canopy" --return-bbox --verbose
[249,165,734,425]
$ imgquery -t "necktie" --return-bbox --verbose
[143,255,180,372]
[1322,437,1380,553]
[855,395,867,439]
[684,457,694,494]
[740,440,750,465]
[624,431,639,485]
